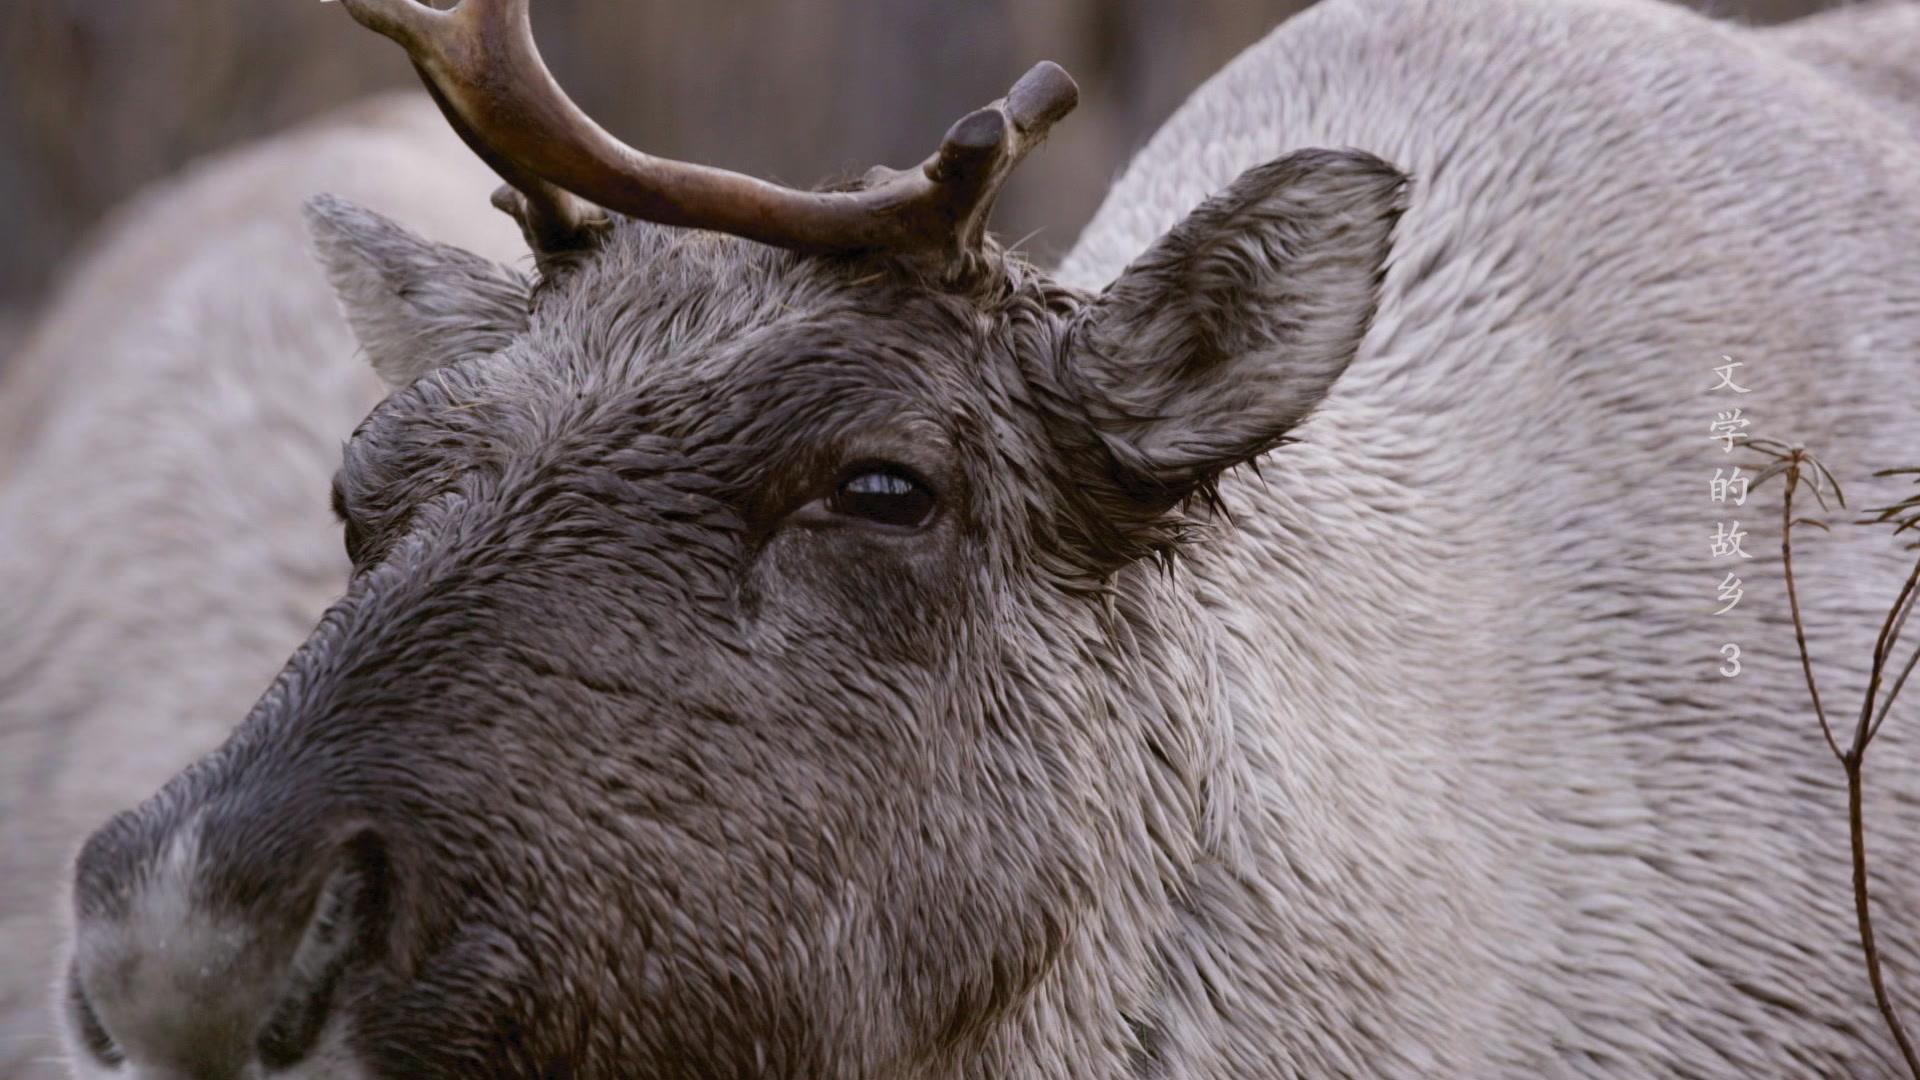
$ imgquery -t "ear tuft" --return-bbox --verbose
[1068,148,1407,510]
[303,194,532,389]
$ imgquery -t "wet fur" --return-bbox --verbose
[8,0,1920,1076]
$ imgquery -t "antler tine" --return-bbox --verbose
[339,0,607,253]
[334,0,447,47]
[916,61,1079,266]
[335,0,1078,266]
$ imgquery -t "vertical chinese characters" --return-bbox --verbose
[1709,356,1752,676]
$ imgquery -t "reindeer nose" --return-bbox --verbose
[66,810,393,1076]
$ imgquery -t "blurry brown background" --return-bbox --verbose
[0,0,1827,332]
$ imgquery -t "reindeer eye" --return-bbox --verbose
[828,467,936,528]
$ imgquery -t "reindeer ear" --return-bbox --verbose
[1067,149,1406,508]
[303,194,531,390]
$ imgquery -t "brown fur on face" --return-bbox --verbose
[63,151,1401,1078]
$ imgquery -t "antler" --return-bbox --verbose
[336,0,1078,267]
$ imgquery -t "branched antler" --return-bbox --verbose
[335,0,1077,272]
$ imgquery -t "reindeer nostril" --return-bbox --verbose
[256,829,393,1069]
[66,966,125,1067]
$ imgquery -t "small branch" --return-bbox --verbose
[1849,762,1920,1076]
[1753,444,1920,1076]
[1777,455,1843,761]
[1858,561,1920,755]
[1871,639,1920,745]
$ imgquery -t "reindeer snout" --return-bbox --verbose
[66,808,393,1077]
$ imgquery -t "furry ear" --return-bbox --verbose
[1067,148,1406,509]
[303,194,531,389]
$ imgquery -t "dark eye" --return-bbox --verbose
[828,467,936,528]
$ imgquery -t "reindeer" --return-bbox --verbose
[17,0,1920,1075]
[0,93,520,1078]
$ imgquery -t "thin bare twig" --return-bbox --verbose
[1862,566,1920,750]
[1872,640,1920,746]
[1752,448,1843,760]
[1749,443,1920,1077]
[1850,766,1917,1078]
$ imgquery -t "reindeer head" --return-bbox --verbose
[61,4,1405,1075]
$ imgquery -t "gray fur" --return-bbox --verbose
[0,93,522,1078]
[9,1,1920,1077]
[1072,152,1405,508]
[304,195,532,390]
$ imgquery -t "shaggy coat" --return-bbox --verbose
[5,0,1920,1076]
[0,95,522,1078]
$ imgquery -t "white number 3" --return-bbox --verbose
[1719,643,1742,678]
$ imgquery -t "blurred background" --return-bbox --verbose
[0,0,1829,357]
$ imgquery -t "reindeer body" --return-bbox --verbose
[1057,0,1920,1072]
